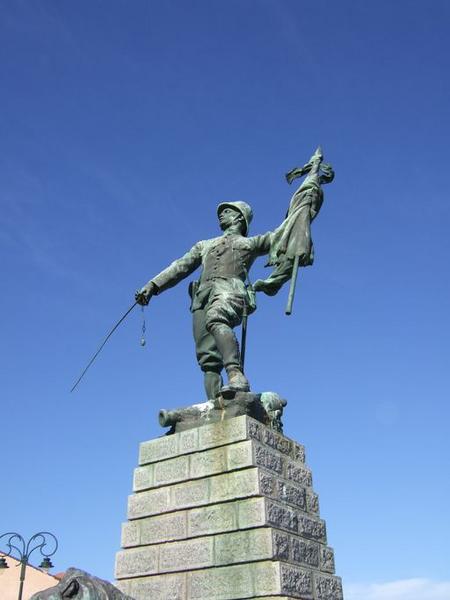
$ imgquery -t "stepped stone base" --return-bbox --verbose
[115,416,343,600]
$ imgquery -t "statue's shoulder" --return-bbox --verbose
[197,235,222,251]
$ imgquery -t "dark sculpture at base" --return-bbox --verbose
[29,568,134,600]
[159,391,287,434]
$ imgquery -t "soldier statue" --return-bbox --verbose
[135,201,275,400]
[135,148,334,402]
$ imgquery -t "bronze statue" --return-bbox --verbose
[70,148,333,397]
[135,147,334,401]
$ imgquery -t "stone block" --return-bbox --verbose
[128,487,170,519]
[280,563,314,598]
[258,471,311,515]
[125,572,186,600]
[214,528,272,565]
[313,574,344,600]
[226,440,253,470]
[255,444,284,474]
[154,455,190,487]
[320,547,336,574]
[272,530,290,561]
[252,561,283,596]
[171,478,210,510]
[188,502,236,537]
[293,443,306,463]
[260,471,277,496]
[209,468,259,503]
[188,562,253,599]
[115,546,158,578]
[286,462,313,488]
[298,515,327,543]
[139,511,187,545]
[267,500,299,534]
[121,521,140,548]
[159,537,214,573]
[261,428,293,457]
[133,465,153,491]
[198,416,248,450]
[306,492,320,515]
[277,480,307,511]
[139,435,179,465]
[179,428,199,453]
[291,538,320,568]
[237,497,267,529]
[189,446,227,478]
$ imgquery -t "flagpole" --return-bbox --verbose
[285,255,300,315]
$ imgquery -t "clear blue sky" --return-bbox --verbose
[1,2,449,598]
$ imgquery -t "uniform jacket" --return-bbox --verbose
[151,230,273,310]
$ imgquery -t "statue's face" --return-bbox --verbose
[218,206,243,232]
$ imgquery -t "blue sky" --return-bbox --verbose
[1,1,449,597]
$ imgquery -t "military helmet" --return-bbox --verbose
[217,201,253,235]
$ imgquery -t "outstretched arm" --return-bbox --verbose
[135,241,203,306]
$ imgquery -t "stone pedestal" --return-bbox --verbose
[115,416,343,600]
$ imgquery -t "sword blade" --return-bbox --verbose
[70,301,138,393]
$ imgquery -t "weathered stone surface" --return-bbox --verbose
[188,563,253,599]
[128,487,170,519]
[119,416,342,600]
[267,500,299,534]
[286,462,313,487]
[139,434,179,465]
[273,531,290,561]
[280,563,314,598]
[209,467,259,503]
[122,511,187,547]
[214,528,272,565]
[237,496,267,529]
[278,479,307,511]
[227,439,253,470]
[188,502,236,537]
[115,546,158,578]
[252,562,283,596]
[314,574,344,600]
[121,521,140,548]
[189,445,227,478]
[179,428,199,453]
[255,445,284,474]
[298,515,327,543]
[306,491,320,514]
[171,478,210,510]
[199,416,248,450]
[320,547,336,574]
[120,572,186,600]
[154,455,190,487]
[160,537,214,572]
[133,464,153,490]
[292,538,320,568]
[259,472,308,512]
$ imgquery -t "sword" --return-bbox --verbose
[70,301,138,393]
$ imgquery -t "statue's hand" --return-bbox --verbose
[253,279,278,296]
[135,283,156,306]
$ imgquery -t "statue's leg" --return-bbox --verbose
[193,308,223,400]
[205,289,250,393]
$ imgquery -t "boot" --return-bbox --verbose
[224,365,250,393]
[208,323,250,393]
[203,370,223,400]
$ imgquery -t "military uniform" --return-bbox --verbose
[151,229,272,374]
